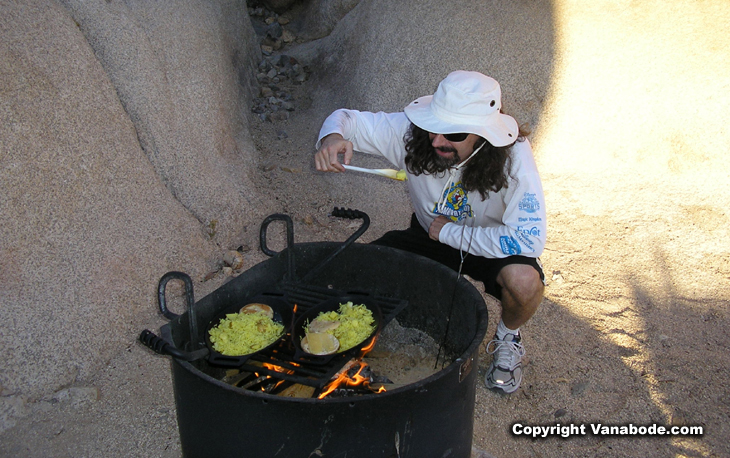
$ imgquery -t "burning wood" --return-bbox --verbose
[317,359,392,399]
[277,383,316,398]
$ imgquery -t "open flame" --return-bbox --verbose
[317,338,385,399]
[254,361,300,392]
[317,361,369,399]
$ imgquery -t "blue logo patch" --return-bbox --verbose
[518,193,540,214]
[500,236,522,255]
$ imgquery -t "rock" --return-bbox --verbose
[471,447,499,458]
[294,72,308,83]
[554,408,568,418]
[258,59,273,72]
[282,29,296,43]
[670,408,689,426]
[271,111,289,121]
[570,381,589,396]
[2,0,245,410]
[0,396,27,433]
[551,270,564,284]
[223,250,245,270]
[265,22,283,39]
[52,387,100,408]
[261,0,299,14]
[261,45,273,55]
[277,54,297,68]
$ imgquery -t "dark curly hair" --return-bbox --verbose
[404,123,526,200]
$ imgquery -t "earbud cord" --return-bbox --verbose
[435,214,475,369]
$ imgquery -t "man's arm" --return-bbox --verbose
[315,133,353,172]
[428,216,451,241]
[314,109,411,171]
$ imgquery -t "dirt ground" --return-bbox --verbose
[245,70,730,458]
[2,76,728,458]
[2,4,729,457]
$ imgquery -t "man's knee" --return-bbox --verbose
[497,263,544,299]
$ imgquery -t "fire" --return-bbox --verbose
[255,362,300,391]
[318,361,371,399]
[262,362,295,373]
[316,330,386,399]
[359,337,377,354]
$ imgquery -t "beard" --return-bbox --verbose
[430,146,461,171]
[404,123,468,177]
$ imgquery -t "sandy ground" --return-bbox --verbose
[2,1,729,457]
[246,79,730,458]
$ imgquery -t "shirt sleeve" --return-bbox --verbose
[438,144,547,259]
[316,109,410,168]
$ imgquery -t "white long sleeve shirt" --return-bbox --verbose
[317,109,546,259]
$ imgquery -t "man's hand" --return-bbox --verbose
[315,133,353,172]
[429,216,450,241]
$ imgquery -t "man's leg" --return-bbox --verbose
[496,263,544,329]
[483,261,544,394]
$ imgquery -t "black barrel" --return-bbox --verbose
[161,242,488,458]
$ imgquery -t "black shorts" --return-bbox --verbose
[371,214,544,300]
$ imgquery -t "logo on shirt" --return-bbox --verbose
[518,192,540,214]
[500,236,522,255]
[434,182,473,222]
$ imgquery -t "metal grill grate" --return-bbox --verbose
[231,284,408,390]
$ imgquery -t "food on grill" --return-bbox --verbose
[300,332,340,355]
[240,303,274,319]
[209,309,284,356]
[308,317,340,333]
[303,302,375,353]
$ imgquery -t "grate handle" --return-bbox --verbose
[259,214,296,281]
[300,208,369,283]
[138,329,208,361]
[157,271,201,351]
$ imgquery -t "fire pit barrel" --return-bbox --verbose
[158,242,488,458]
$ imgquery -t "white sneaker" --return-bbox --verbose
[484,333,525,393]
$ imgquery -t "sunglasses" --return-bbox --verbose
[441,132,469,142]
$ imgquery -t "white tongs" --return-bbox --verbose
[342,164,407,181]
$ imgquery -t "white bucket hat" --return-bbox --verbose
[404,71,519,147]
